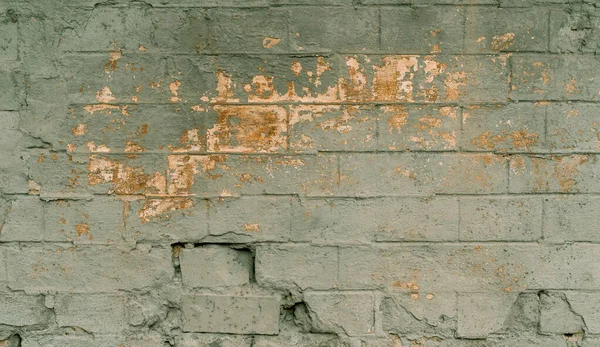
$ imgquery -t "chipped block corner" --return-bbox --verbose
[0,0,599,346]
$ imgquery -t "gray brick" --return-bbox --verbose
[54,294,127,333]
[378,106,459,151]
[509,154,600,193]
[544,196,600,242]
[1,197,44,242]
[564,291,600,334]
[512,54,600,101]
[208,196,291,242]
[180,246,252,288]
[339,244,600,291]
[0,71,23,111]
[44,198,124,244]
[289,105,377,152]
[0,21,18,63]
[460,103,546,152]
[381,292,457,337]
[125,197,209,243]
[289,8,379,52]
[539,291,585,334]
[339,153,508,196]
[292,197,457,243]
[304,291,375,336]
[256,245,338,290]
[546,103,600,152]
[457,293,518,338]
[464,8,549,52]
[0,294,50,326]
[459,196,543,241]
[550,8,600,53]
[253,334,345,347]
[181,295,279,334]
[6,244,173,292]
[381,7,464,54]
[177,335,252,347]
[414,0,497,3]
[21,335,164,347]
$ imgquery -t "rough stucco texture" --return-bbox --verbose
[1,0,600,346]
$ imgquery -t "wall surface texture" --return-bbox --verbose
[0,0,600,345]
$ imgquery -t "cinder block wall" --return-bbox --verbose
[0,0,599,345]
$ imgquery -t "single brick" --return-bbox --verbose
[289,105,377,152]
[272,0,352,4]
[1,197,44,242]
[550,8,600,53]
[459,196,543,241]
[377,105,459,151]
[253,334,345,347]
[54,294,127,333]
[292,197,458,243]
[381,292,456,337]
[457,293,518,338]
[21,334,164,347]
[414,0,496,4]
[564,291,600,334]
[512,54,600,101]
[177,154,340,197]
[181,295,279,334]
[45,198,124,244]
[339,244,600,291]
[546,103,600,152]
[6,244,173,292]
[0,293,50,326]
[0,71,23,111]
[339,153,508,196]
[125,197,209,243]
[289,8,379,52]
[464,8,549,52]
[509,155,600,193]
[544,196,600,242]
[207,196,292,242]
[304,291,375,336]
[460,103,545,152]
[180,246,252,288]
[381,7,465,54]
[255,245,338,290]
[539,292,585,334]
[177,334,252,347]
[0,22,18,63]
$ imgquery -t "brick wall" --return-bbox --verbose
[0,0,599,345]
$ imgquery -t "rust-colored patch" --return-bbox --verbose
[242,223,260,232]
[207,105,287,153]
[472,129,539,150]
[491,33,515,51]
[96,86,115,103]
[262,37,281,49]
[138,198,194,223]
[74,223,89,237]
[169,80,182,102]
[88,156,167,195]
[384,105,409,134]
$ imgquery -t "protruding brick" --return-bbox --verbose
[304,291,375,336]
[180,246,252,288]
[54,294,127,333]
[181,295,279,334]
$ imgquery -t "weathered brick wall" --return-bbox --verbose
[0,0,599,345]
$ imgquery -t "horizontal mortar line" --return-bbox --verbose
[59,51,545,57]
[339,241,593,246]
[51,150,600,155]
